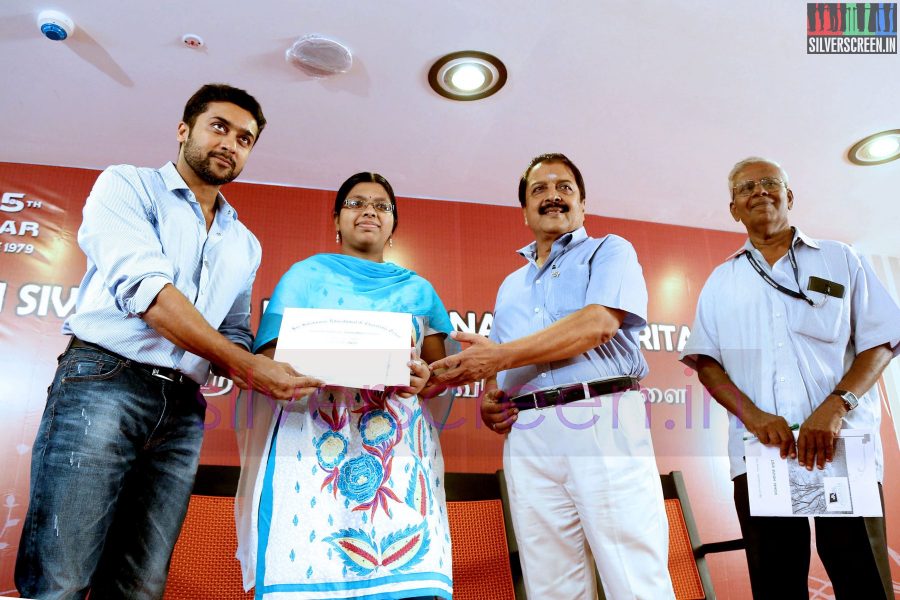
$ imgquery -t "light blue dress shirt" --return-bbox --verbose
[681,229,900,481]
[64,162,261,384]
[490,227,649,396]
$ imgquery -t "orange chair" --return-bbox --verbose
[163,467,250,600]
[166,467,734,600]
[661,471,745,600]
[163,494,250,600]
[165,467,520,600]
[444,473,518,600]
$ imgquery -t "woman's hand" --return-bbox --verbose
[395,351,431,398]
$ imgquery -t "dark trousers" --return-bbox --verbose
[733,473,894,599]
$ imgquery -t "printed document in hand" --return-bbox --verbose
[744,430,882,517]
[275,307,411,388]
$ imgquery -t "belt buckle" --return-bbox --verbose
[151,367,175,383]
[535,388,560,410]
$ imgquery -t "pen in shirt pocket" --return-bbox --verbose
[743,423,800,441]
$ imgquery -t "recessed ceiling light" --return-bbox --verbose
[428,51,507,101]
[848,129,900,165]
[451,65,486,91]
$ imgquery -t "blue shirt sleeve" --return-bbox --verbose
[77,166,175,316]
[849,250,900,357]
[680,269,725,371]
[584,235,648,330]
[217,265,259,350]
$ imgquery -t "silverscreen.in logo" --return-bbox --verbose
[807,3,897,54]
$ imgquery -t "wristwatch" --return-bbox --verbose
[832,389,859,412]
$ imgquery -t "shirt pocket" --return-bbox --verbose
[789,295,845,343]
[547,264,590,318]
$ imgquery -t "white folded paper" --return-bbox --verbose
[274,307,411,388]
[744,429,882,517]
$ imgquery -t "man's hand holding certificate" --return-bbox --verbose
[274,308,415,389]
[744,430,882,517]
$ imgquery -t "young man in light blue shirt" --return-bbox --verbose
[16,84,322,600]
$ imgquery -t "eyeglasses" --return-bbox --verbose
[732,177,786,198]
[342,198,394,213]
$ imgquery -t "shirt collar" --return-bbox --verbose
[726,226,820,261]
[793,228,819,249]
[159,161,238,222]
[516,226,588,262]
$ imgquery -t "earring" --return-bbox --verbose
[389,237,393,248]
[335,232,341,244]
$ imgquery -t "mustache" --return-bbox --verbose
[538,200,569,215]
[209,152,235,168]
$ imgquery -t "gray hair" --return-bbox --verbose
[727,157,790,193]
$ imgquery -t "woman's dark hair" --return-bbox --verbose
[333,172,398,232]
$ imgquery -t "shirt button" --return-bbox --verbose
[534,307,541,313]
[779,377,786,382]
[536,279,541,284]
[540,373,547,378]
[775,313,782,318]
[777,342,784,348]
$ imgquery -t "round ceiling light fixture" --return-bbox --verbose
[428,51,507,101]
[285,34,353,78]
[848,129,900,165]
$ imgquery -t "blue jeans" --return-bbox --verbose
[15,346,206,600]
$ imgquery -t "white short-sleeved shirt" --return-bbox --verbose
[681,229,900,481]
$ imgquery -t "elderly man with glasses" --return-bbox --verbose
[680,156,900,599]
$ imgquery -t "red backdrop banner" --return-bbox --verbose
[1,162,897,597]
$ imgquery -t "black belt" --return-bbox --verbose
[68,336,198,389]
[509,376,640,411]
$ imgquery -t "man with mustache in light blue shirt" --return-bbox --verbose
[432,153,673,599]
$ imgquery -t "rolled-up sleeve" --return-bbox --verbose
[218,267,258,350]
[78,167,175,316]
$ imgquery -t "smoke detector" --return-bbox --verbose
[37,10,75,41]
[285,35,352,78]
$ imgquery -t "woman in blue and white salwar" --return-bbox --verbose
[236,173,454,600]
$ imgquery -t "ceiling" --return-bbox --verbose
[2,0,898,255]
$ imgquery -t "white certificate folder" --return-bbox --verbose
[745,430,881,517]
[274,307,411,389]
